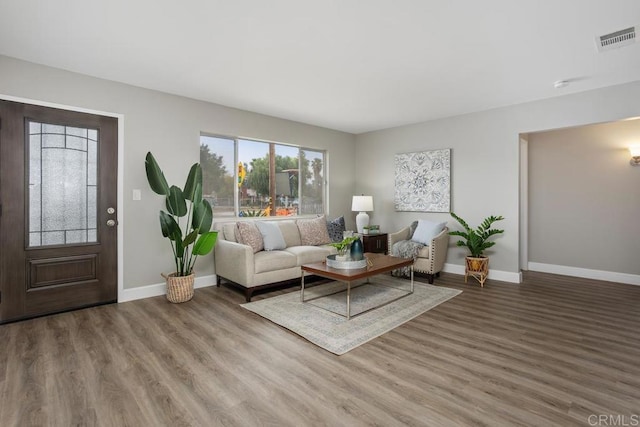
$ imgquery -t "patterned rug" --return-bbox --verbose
[241,275,462,355]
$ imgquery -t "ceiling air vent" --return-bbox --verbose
[596,26,636,52]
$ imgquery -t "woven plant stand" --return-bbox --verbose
[162,273,195,303]
[465,256,489,287]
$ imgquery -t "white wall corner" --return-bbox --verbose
[119,274,217,303]
[528,262,640,286]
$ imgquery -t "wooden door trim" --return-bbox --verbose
[0,93,124,303]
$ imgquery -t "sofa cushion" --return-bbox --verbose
[297,216,331,246]
[326,216,346,242]
[284,246,333,265]
[278,220,302,247]
[255,221,286,251]
[416,245,431,259]
[254,250,297,274]
[222,223,239,243]
[411,220,446,245]
[237,222,264,253]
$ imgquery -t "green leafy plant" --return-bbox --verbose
[449,212,504,257]
[145,152,218,276]
[329,236,358,254]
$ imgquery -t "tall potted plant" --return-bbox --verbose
[449,212,504,287]
[145,152,218,303]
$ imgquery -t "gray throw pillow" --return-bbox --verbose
[326,216,346,243]
[255,221,287,251]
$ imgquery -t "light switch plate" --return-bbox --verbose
[133,189,141,201]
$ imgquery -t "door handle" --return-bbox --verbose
[106,219,117,227]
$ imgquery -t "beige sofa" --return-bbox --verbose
[214,219,338,301]
[388,225,449,284]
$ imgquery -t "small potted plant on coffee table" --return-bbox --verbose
[449,212,504,287]
[329,236,358,261]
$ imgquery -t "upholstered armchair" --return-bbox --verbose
[387,222,449,284]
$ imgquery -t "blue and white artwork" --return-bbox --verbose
[394,149,450,212]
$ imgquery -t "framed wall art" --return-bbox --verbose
[394,149,450,212]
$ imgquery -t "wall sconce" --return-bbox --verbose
[630,146,640,166]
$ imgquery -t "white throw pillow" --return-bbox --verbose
[255,221,287,251]
[411,220,446,245]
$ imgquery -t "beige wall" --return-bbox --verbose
[356,81,640,279]
[528,120,640,275]
[0,55,356,290]
[3,53,640,287]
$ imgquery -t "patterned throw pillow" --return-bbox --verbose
[297,215,331,246]
[237,222,264,253]
[234,225,243,244]
[326,216,346,243]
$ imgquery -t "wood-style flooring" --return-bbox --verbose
[1,271,639,426]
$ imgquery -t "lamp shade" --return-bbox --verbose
[352,196,373,233]
[351,195,374,212]
[630,146,640,157]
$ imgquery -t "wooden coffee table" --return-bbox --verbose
[301,253,414,320]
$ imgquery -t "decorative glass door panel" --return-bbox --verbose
[28,121,98,247]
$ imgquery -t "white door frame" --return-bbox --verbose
[519,134,529,272]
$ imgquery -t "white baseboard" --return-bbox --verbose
[117,264,524,303]
[118,262,526,303]
[442,263,522,283]
[527,262,640,286]
[119,274,217,303]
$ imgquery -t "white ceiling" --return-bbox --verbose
[1,1,640,134]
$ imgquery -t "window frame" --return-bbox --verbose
[200,132,327,218]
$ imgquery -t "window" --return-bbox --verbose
[200,135,325,217]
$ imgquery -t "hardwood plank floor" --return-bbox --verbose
[1,271,639,426]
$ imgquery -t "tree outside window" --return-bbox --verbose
[200,135,325,217]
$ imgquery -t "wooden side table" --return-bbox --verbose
[362,233,388,254]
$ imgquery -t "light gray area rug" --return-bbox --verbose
[241,275,462,355]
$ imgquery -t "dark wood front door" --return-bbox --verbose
[0,100,118,323]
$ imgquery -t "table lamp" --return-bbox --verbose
[352,195,373,234]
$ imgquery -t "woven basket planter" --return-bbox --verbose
[162,272,195,303]
[465,256,489,287]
